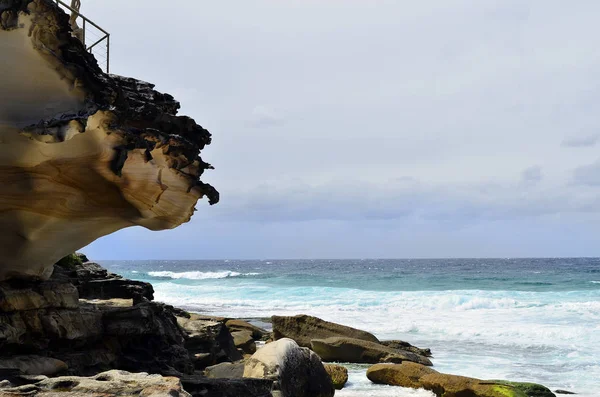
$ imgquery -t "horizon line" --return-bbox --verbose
[87,256,600,261]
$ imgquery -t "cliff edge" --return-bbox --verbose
[0,0,218,280]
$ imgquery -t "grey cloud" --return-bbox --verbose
[194,177,600,225]
[79,1,600,258]
[521,166,542,185]
[562,134,600,148]
[572,159,600,186]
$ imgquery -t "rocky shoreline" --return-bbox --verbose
[0,256,563,397]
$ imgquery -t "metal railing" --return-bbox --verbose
[55,0,110,73]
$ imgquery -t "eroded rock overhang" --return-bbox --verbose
[0,0,218,280]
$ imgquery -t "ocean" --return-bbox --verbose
[100,258,600,397]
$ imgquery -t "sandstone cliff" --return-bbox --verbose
[0,0,218,280]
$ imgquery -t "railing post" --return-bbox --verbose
[55,0,110,74]
[106,34,110,73]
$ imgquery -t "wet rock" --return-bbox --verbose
[366,362,556,397]
[311,337,433,366]
[324,364,348,390]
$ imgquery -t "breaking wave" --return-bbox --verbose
[147,270,260,280]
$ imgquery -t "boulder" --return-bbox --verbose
[204,362,245,379]
[366,362,556,397]
[0,369,191,396]
[272,314,379,347]
[178,314,242,369]
[366,362,436,388]
[226,319,269,340]
[243,338,334,397]
[380,340,432,357]
[232,330,257,354]
[324,364,348,390]
[311,337,433,366]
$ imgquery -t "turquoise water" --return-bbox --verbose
[102,259,600,396]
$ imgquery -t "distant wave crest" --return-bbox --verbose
[591,281,600,284]
[147,270,260,280]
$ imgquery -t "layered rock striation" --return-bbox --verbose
[0,261,194,377]
[0,0,218,281]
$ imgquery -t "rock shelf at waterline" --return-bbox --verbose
[0,256,568,397]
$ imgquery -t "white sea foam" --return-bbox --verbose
[337,365,435,396]
[147,270,260,280]
[150,282,600,396]
[591,280,600,284]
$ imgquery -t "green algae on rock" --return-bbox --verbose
[323,364,348,390]
[366,362,555,397]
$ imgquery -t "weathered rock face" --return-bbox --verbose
[178,314,242,370]
[0,370,191,396]
[323,364,348,390]
[232,330,257,354]
[366,362,556,397]
[53,254,154,302]
[311,337,433,366]
[0,261,194,377]
[243,338,334,397]
[272,314,379,347]
[101,301,194,375]
[0,277,103,357]
[0,0,218,281]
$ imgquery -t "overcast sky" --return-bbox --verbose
[81,0,600,259]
